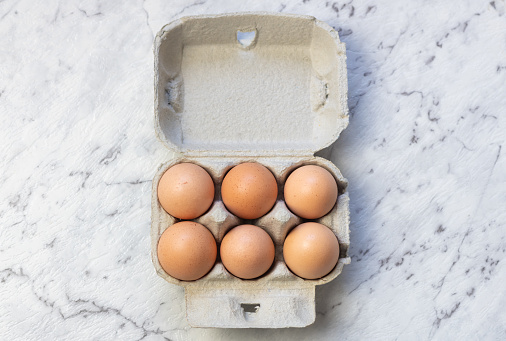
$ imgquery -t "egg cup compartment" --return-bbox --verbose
[152,13,349,328]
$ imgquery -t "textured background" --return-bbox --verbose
[1,0,505,340]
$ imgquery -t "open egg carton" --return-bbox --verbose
[151,13,350,328]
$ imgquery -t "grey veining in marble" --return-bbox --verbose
[1,0,505,340]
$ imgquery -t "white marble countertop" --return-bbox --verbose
[1,0,505,340]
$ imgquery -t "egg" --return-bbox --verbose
[283,222,339,279]
[157,163,215,220]
[220,224,275,279]
[284,165,338,219]
[221,163,278,219]
[157,221,217,281]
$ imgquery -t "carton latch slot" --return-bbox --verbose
[237,30,257,48]
[241,303,260,313]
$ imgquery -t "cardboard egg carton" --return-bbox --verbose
[152,13,350,328]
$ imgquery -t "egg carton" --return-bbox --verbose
[152,13,350,328]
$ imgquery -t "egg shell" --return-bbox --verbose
[283,222,340,280]
[221,163,278,220]
[157,163,214,220]
[220,224,275,279]
[284,165,338,219]
[157,221,217,281]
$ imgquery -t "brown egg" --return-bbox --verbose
[157,163,214,219]
[221,163,278,219]
[283,222,339,279]
[157,221,217,281]
[220,224,275,279]
[284,165,338,219]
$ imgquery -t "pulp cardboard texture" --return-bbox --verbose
[152,13,350,328]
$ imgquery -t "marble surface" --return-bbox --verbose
[1,0,505,340]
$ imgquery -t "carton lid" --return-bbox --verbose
[154,13,348,157]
